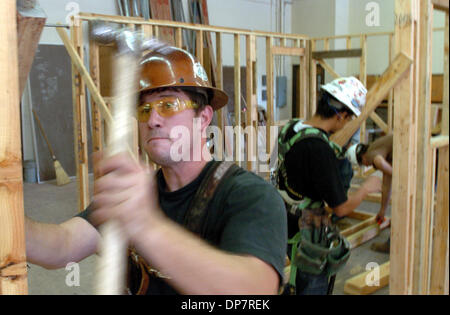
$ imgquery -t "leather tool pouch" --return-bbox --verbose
[292,209,350,277]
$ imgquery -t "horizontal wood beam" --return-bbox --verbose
[311,27,445,41]
[346,218,390,249]
[271,46,305,56]
[78,12,309,40]
[331,53,413,147]
[344,261,390,295]
[347,210,374,221]
[432,0,449,12]
[312,49,362,59]
[341,216,377,237]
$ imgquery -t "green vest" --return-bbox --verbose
[277,119,345,215]
[276,119,351,291]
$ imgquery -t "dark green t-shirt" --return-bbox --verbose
[77,161,287,294]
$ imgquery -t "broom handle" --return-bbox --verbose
[32,109,56,159]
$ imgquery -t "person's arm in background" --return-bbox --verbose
[26,216,100,269]
[297,139,382,219]
[373,154,392,176]
[332,175,382,217]
[376,174,392,222]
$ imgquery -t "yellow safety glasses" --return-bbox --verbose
[137,97,199,122]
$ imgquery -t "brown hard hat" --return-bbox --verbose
[139,46,228,110]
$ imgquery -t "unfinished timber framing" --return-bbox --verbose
[0,0,28,295]
[428,1,449,295]
[390,0,449,295]
[306,0,448,295]
[310,25,445,180]
[57,4,448,295]
[344,1,449,295]
[62,12,309,212]
[330,53,413,146]
[70,18,90,211]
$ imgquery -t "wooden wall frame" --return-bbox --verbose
[389,0,449,295]
[58,12,309,212]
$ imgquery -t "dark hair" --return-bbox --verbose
[315,91,355,119]
[181,88,209,115]
[356,143,369,164]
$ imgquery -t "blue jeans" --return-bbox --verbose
[295,272,329,295]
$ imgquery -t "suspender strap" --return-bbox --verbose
[184,161,239,236]
[128,161,240,295]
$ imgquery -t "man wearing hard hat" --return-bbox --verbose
[276,77,382,295]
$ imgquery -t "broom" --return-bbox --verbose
[32,109,71,186]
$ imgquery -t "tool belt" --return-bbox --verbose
[294,208,350,276]
[284,208,350,294]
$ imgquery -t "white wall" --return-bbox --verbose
[292,0,336,39]
[334,0,350,77]
[282,0,338,120]
[345,0,394,77]
[291,0,336,84]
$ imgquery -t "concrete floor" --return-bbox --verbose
[23,175,390,295]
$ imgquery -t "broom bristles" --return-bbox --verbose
[54,160,71,186]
